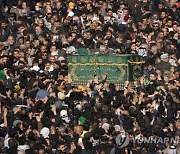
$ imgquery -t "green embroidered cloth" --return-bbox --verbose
[0,70,5,81]
[68,54,144,82]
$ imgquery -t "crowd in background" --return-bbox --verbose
[0,0,179,153]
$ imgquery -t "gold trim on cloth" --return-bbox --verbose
[68,63,128,66]
[69,65,78,81]
[118,66,126,81]
[127,60,145,64]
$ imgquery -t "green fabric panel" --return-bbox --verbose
[68,54,144,82]
[0,70,5,81]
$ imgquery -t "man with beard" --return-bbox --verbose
[56,142,67,154]
[0,19,10,42]
[104,30,115,49]
[83,31,95,50]
[3,35,17,53]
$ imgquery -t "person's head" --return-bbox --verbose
[45,1,51,8]
[87,3,93,11]
[38,148,45,154]
[7,35,15,45]
[61,60,66,66]
[9,13,16,21]
[130,43,136,51]
[74,125,83,136]
[105,30,112,39]
[42,52,48,60]
[172,23,178,32]
[156,69,162,76]
[35,2,43,11]
[45,62,51,70]
[171,5,177,12]
[102,2,107,9]
[152,22,160,30]
[17,37,24,45]
[161,54,169,62]
[160,10,167,19]
[49,56,55,63]
[149,73,156,81]
[168,80,176,90]
[85,31,92,40]
[107,9,113,17]
[158,3,164,10]
[35,25,42,35]
[38,58,43,64]
[37,19,44,27]
[58,73,64,80]
[21,1,27,9]
[13,50,19,58]
[147,64,154,72]
[169,0,176,7]
[56,1,62,10]
[50,125,56,134]
[162,27,168,36]
[152,13,159,20]
[32,39,39,48]
[116,33,123,40]
[19,51,26,59]
[51,26,58,35]
[46,11,52,19]
[50,44,57,52]
[99,45,107,53]
[76,35,83,43]
[25,40,31,48]
[40,45,47,53]
[173,71,179,80]
[0,55,8,64]
[166,19,173,28]
[150,45,158,54]
[157,30,164,39]
[18,61,24,68]
[57,142,66,152]
[1,21,7,29]
[8,138,17,148]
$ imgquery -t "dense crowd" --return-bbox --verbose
[0,0,180,154]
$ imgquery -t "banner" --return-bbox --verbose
[68,54,144,82]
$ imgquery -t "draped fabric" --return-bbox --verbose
[0,70,5,81]
[68,54,144,82]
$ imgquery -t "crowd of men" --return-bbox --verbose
[0,0,179,153]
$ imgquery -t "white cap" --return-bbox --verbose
[17,145,30,151]
[58,92,66,100]
[76,104,83,111]
[102,123,110,130]
[40,127,50,138]
[60,110,68,117]
[51,51,58,56]
[169,58,177,66]
[30,66,40,71]
[58,56,65,62]
[160,53,169,60]
[152,20,160,24]
[168,145,177,154]
[66,46,76,54]
[68,11,74,17]
[60,110,70,123]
